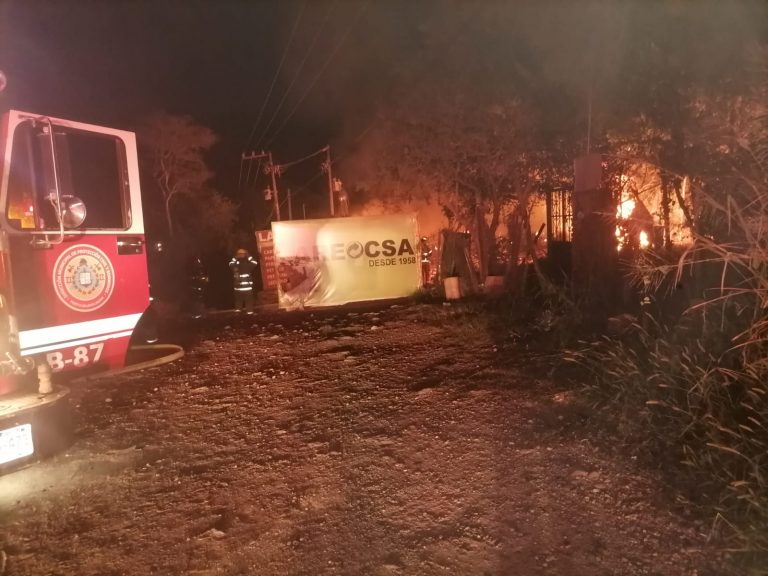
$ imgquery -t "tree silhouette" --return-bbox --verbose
[353,85,569,280]
[138,113,219,237]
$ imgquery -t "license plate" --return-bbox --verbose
[0,423,34,465]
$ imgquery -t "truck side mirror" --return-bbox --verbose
[59,195,86,229]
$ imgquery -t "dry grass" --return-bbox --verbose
[569,126,768,572]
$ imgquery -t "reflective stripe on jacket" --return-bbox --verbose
[229,257,258,291]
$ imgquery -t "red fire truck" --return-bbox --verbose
[0,107,151,472]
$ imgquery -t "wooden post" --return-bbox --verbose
[572,154,618,317]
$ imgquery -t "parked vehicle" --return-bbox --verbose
[0,107,151,472]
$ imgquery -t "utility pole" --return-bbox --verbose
[242,151,281,221]
[324,145,334,217]
[268,151,281,221]
[287,188,292,220]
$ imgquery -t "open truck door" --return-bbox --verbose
[0,109,151,472]
[1,110,150,376]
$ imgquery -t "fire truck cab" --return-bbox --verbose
[0,109,150,471]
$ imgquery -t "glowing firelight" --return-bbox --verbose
[616,184,636,252]
[617,197,636,220]
[615,178,649,252]
[614,165,692,252]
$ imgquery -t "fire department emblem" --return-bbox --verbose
[53,244,115,312]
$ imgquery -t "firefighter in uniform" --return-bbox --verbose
[419,236,433,286]
[229,248,259,313]
[186,255,208,318]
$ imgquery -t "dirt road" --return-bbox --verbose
[0,303,731,575]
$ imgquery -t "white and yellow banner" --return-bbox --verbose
[272,214,421,309]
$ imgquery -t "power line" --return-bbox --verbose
[237,155,245,192]
[252,0,337,152]
[243,151,282,220]
[244,155,254,191]
[259,206,275,230]
[276,145,327,172]
[292,119,376,191]
[244,1,307,150]
[246,157,265,191]
[258,194,292,230]
[246,158,264,191]
[263,1,369,150]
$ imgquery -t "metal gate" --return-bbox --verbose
[545,187,572,280]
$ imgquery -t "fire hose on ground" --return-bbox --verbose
[70,343,185,384]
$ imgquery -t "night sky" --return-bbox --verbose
[2,0,767,209]
[2,1,314,136]
[1,0,400,203]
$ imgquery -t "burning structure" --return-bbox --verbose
[614,162,693,253]
[554,154,693,312]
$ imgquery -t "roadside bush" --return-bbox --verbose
[572,307,766,549]
[570,162,768,568]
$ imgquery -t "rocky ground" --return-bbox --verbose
[0,302,734,575]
